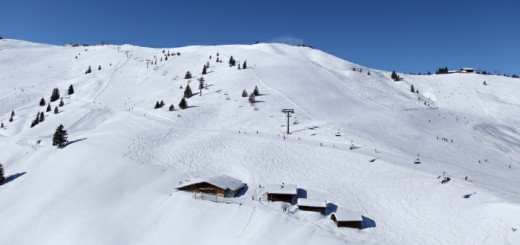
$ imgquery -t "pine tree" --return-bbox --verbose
[50,88,60,102]
[179,97,188,109]
[46,103,51,112]
[206,61,210,68]
[184,84,193,98]
[31,113,39,128]
[59,98,64,107]
[52,124,68,148]
[411,84,415,93]
[160,100,165,107]
[39,97,46,106]
[229,56,236,66]
[54,106,59,114]
[154,101,160,109]
[202,65,207,75]
[242,89,248,97]
[238,63,241,70]
[85,65,92,74]
[253,86,259,96]
[242,60,247,69]
[98,65,102,70]
[185,71,192,79]
[39,112,45,123]
[199,78,204,96]
[9,116,13,122]
[1,122,4,129]
[169,104,174,111]
[391,71,400,81]
[68,84,75,95]
[248,93,256,104]
[0,162,5,184]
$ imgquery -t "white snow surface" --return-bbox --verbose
[1,39,520,244]
[178,175,245,191]
[333,208,363,222]
[267,183,298,195]
[297,198,327,208]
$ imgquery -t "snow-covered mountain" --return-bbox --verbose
[1,39,519,244]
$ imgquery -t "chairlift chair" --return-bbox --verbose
[414,154,421,164]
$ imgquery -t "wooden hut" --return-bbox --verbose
[176,175,245,198]
[267,183,297,204]
[297,198,327,214]
[331,208,363,229]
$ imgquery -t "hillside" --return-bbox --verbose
[1,39,519,244]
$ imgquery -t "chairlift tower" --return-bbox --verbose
[281,109,294,134]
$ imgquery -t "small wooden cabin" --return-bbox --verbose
[267,183,297,204]
[176,175,245,198]
[297,198,327,214]
[331,208,363,229]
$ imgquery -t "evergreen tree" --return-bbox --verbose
[411,84,415,93]
[253,86,259,96]
[68,84,75,95]
[169,104,175,111]
[0,162,5,184]
[242,89,248,97]
[184,84,193,98]
[98,65,102,70]
[206,61,210,68]
[1,122,4,129]
[202,65,207,75]
[11,110,15,117]
[52,124,68,148]
[238,63,241,70]
[248,93,256,104]
[39,97,46,106]
[391,71,399,81]
[242,60,247,69]
[39,112,45,123]
[59,98,64,107]
[46,103,52,112]
[54,106,59,114]
[198,78,204,96]
[154,101,161,109]
[85,65,92,74]
[179,97,188,109]
[160,100,165,107]
[9,116,13,122]
[31,113,39,128]
[50,88,60,102]
[185,71,192,79]
[229,56,236,66]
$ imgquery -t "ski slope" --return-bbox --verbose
[1,39,519,244]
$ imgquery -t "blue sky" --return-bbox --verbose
[1,0,519,74]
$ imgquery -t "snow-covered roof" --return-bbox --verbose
[177,175,245,191]
[297,198,327,208]
[267,183,297,195]
[333,208,362,222]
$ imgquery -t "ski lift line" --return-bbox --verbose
[248,68,315,121]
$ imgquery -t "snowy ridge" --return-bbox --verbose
[0,39,519,244]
